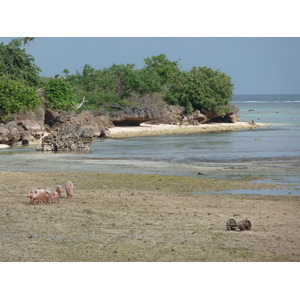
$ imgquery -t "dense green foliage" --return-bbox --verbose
[144,54,181,85]
[66,54,234,114]
[0,39,41,86]
[0,77,40,120]
[165,67,234,113]
[43,79,77,110]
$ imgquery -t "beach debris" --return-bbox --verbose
[77,96,88,109]
[248,120,256,125]
[226,218,251,231]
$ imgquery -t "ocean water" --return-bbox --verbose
[1,94,300,194]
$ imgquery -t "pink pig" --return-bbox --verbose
[55,185,63,197]
[50,191,59,204]
[31,189,47,205]
[65,181,74,198]
[27,190,35,203]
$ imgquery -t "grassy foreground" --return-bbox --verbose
[0,170,299,261]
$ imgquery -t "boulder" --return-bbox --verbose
[37,124,93,151]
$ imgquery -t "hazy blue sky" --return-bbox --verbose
[1,37,299,95]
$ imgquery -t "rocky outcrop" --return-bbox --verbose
[0,97,241,149]
[202,104,241,123]
[44,109,113,138]
[0,107,113,147]
[108,105,158,126]
[0,107,46,146]
[37,124,93,151]
[108,93,241,126]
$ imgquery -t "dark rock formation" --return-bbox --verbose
[44,109,113,138]
[37,124,93,151]
[108,105,158,126]
[202,104,241,123]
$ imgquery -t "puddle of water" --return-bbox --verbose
[194,189,300,196]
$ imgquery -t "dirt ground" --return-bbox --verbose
[1,170,300,261]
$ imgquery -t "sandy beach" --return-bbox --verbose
[109,122,267,138]
[1,170,299,262]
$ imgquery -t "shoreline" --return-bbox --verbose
[109,122,268,138]
[0,122,268,148]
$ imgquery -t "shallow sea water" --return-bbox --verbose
[1,94,300,195]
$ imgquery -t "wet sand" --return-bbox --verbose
[1,170,299,262]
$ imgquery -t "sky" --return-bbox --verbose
[1,37,300,95]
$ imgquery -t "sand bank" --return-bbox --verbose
[110,122,268,138]
[1,170,299,262]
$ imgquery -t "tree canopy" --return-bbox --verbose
[0,38,41,86]
[67,54,234,113]
[165,66,234,113]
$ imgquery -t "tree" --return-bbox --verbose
[0,39,41,86]
[144,54,181,86]
[165,67,234,113]
[62,69,70,78]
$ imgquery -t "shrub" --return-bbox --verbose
[43,79,77,110]
[0,77,40,121]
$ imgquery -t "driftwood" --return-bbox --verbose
[226,218,251,231]
[77,96,88,109]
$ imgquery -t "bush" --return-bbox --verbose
[0,77,40,121]
[43,79,77,110]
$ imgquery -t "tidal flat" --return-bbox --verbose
[1,170,299,262]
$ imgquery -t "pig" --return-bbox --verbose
[65,181,74,198]
[31,189,47,205]
[50,191,59,204]
[55,185,63,197]
[27,190,35,203]
[44,189,52,204]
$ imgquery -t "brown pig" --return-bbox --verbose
[55,185,63,197]
[31,189,47,204]
[50,191,59,204]
[65,181,74,198]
